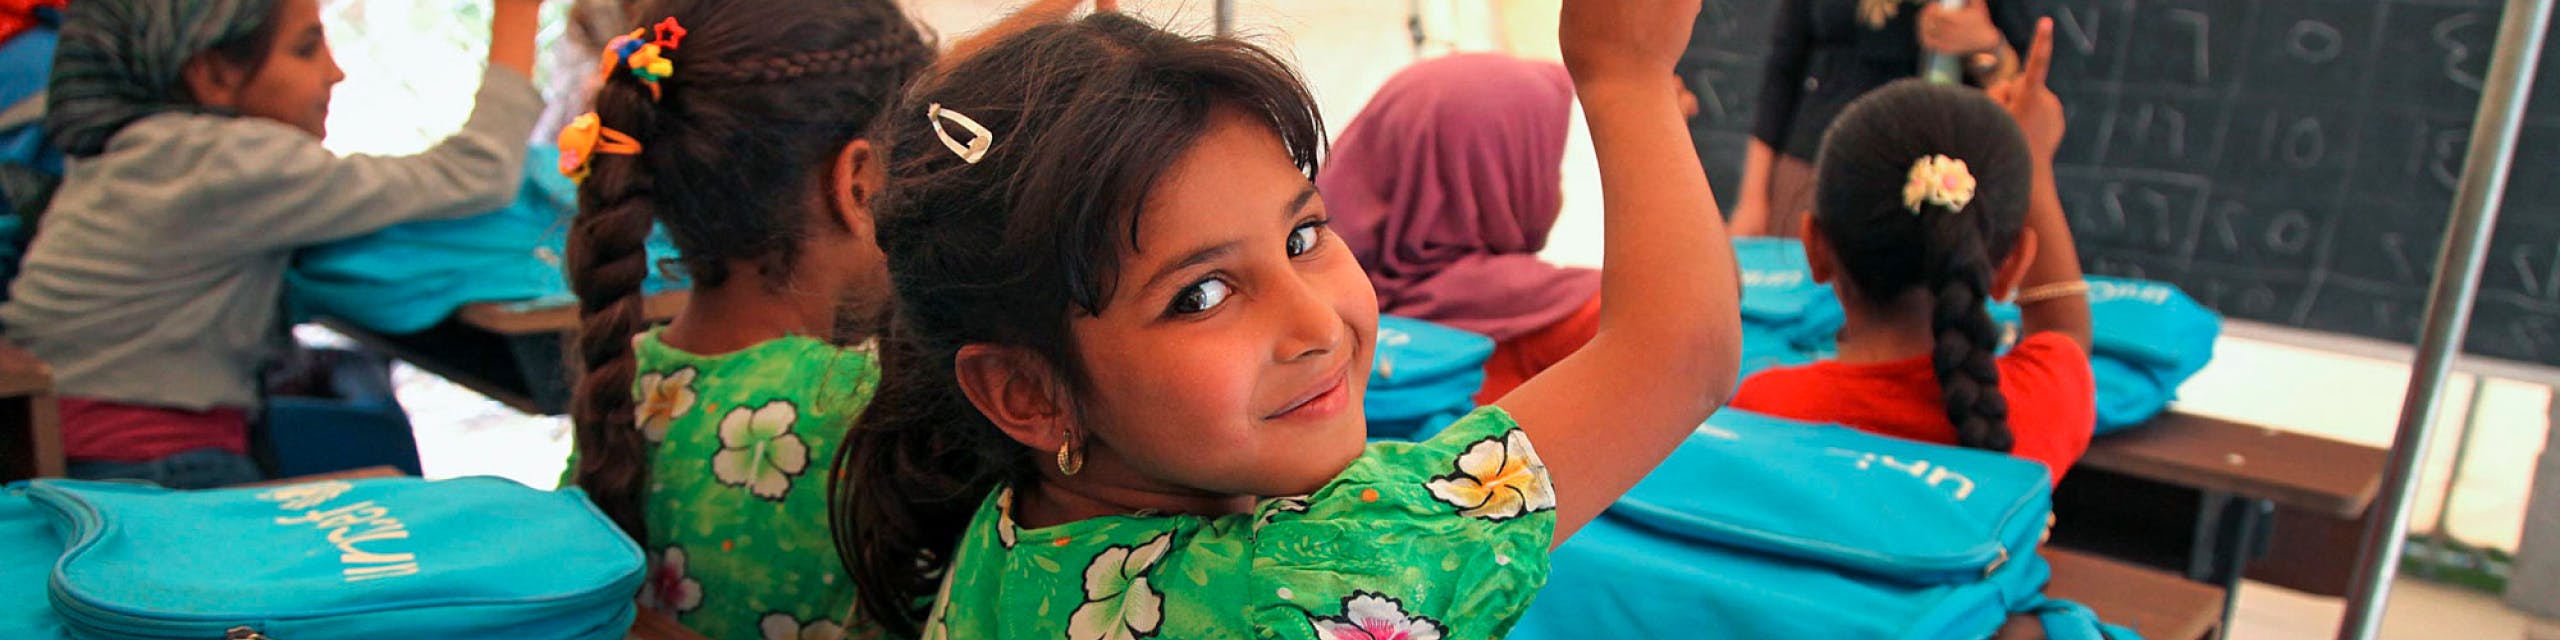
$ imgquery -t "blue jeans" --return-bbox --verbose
[66,448,264,489]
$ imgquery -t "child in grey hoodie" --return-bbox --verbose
[1,0,545,487]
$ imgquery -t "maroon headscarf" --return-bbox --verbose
[1320,53,1597,341]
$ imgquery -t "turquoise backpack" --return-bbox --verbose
[1364,315,1494,440]
[2,477,644,639]
[285,146,688,335]
[1513,410,2139,640]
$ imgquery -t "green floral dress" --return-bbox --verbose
[921,406,1558,640]
[587,328,880,640]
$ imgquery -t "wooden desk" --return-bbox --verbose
[2053,411,2387,637]
[322,292,688,415]
[2079,411,2384,519]
[1996,549,2228,640]
[461,291,690,337]
[0,341,59,482]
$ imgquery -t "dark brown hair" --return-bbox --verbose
[1813,79,2033,452]
[824,13,1323,635]
[564,0,930,540]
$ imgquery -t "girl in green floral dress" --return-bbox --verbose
[832,2,1741,637]
[554,0,931,637]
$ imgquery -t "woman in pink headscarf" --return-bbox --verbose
[1321,53,1599,403]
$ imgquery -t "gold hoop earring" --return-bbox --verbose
[1056,431,1085,476]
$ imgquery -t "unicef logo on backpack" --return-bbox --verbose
[258,481,420,583]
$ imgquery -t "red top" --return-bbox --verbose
[60,397,251,463]
[1730,332,2096,481]
[1475,294,1603,404]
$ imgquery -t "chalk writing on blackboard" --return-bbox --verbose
[2288,19,2344,64]
[2171,9,2212,84]
[2059,5,2103,55]
[2433,12,2488,91]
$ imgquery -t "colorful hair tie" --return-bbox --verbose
[598,17,687,101]
[928,103,994,164]
[558,112,643,182]
[1902,154,1976,214]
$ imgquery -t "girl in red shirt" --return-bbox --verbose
[1732,23,2096,480]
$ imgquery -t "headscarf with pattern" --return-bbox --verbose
[47,0,278,157]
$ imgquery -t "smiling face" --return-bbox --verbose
[1064,107,1381,500]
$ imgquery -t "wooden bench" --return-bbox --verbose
[0,341,59,482]
[1996,548,2228,640]
[2051,411,2388,637]
[322,292,689,415]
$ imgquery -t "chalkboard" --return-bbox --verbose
[1677,0,2560,368]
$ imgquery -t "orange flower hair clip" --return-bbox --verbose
[558,112,642,182]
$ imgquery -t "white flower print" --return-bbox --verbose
[1255,495,1313,533]
[1307,591,1447,640]
[635,368,699,443]
[1066,532,1173,640]
[758,613,846,640]
[995,488,1019,549]
[711,400,811,501]
[637,546,704,614]
[1425,429,1557,521]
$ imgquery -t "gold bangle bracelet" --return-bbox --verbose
[2014,280,2089,305]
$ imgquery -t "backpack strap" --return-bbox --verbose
[2019,594,2146,640]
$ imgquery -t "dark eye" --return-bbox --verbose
[1286,221,1325,257]
[1169,278,1234,316]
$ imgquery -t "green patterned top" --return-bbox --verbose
[616,328,879,640]
[920,406,1558,640]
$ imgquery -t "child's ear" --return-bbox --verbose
[1991,229,2041,299]
[1798,215,1838,285]
[953,343,1073,454]
[179,56,246,111]
[827,139,884,239]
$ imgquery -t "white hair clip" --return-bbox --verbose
[928,103,993,165]
[1902,154,1976,214]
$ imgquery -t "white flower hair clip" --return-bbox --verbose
[928,103,993,164]
[1902,154,1976,214]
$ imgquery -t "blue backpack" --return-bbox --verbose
[286,146,688,335]
[1364,315,1494,440]
[1735,237,1837,378]
[1512,410,2139,640]
[0,485,62,638]
[3,477,645,639]
[1985,277,2220,433]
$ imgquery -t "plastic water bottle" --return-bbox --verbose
[1922,0,1967,84]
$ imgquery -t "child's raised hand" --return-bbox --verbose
[1988,18,2061,162]
[1560,0,1703,87]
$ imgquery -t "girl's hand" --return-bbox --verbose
[1987,19,2060,163]
[1561,0,1702,88]
[1919,0,2003,56]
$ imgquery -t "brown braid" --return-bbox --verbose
[1922,203,2014,452]
[689,38,932,85]
[567,74,662,540]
